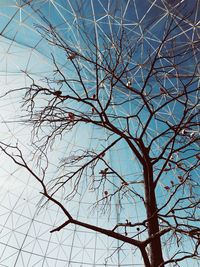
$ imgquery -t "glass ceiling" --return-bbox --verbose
[0,1,199,266]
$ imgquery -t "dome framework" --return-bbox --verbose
[0,1,199,266]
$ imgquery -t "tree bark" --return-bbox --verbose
[140,247,151,267]
[143,148,164,266]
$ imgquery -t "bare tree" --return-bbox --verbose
[1,2,200,266]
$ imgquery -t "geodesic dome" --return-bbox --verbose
[0,1,199,266]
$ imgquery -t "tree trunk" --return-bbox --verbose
[140,247,151,267]
[143,152,164,266]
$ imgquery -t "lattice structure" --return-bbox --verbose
[0,1,199,266]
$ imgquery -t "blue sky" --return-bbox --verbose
[0,1,199,266]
